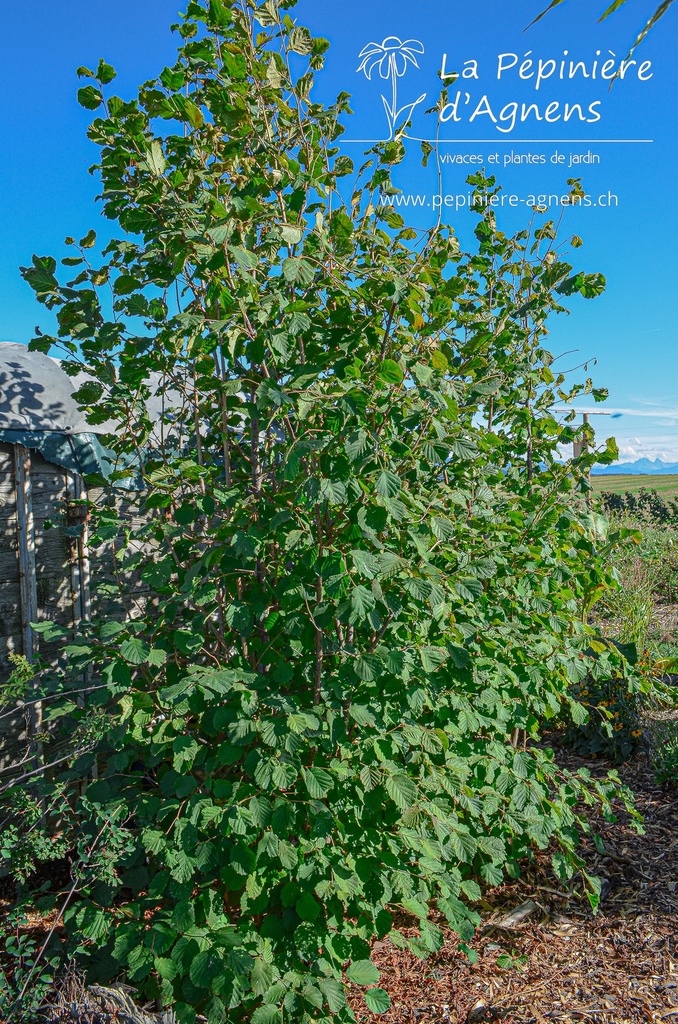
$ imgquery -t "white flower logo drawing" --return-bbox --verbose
[357,37,427,140]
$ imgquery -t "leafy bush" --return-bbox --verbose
[0,908,62,1022]
[652,724,678,785]
[565,513,678,760]
[565,664,643,761]
[644,683,678,786]
[599,487,678,530]
[5,1,646,1021]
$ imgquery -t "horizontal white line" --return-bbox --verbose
[341,138,654,144]
[562,408,678,419]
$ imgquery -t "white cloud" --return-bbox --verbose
[557,435,678,464]
[555,406,678,464]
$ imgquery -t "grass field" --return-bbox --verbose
[590,474,678,497]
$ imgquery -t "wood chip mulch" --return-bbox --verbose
[349,753,677,1024]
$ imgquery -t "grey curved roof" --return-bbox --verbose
[0,343,94,433]
[0,343,172,434]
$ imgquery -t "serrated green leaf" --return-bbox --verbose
[360,764,382,791]
[351,584,376,619]
[190,948,223,990]
[365,988,390,1014]
[302,766,333,798]
[385,773,417,810]
[377,359,404,385]
[401,896,428,919]
[283,256,314,285]
[251,1007,282,1024]
[318,977,346,1012]
[420,646,449,672]
[460,878,482,901]
[375,470,400,498]
[146,140,166,176]
[251,957,275,996]
[346,959,380,986]
[120,638,151,665]
[280,223,304,245]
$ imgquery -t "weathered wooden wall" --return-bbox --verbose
[0,444,89,668]
[0,441,153,784]
[0,443,95,776]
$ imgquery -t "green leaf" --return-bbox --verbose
[354,654,381,682]
[189,948,224,990]
[420,646,449,673]
[460,879,482,901]
[452,437,478,460]
[251,958,275,997]
[377,359,404,385]
[346,960,380,986]
[271,762,297,789]
[569,700,589,726]
[251,1008,282,1024]
[385,773,417,810]
[96,59,117,84]
[351,585,376,620]
[302,766,333,798]
[360,764,381,791]
[289,26,313,54]
[349,706,377,730]
[155,957,178,981]
[364,988,390,1014]
[527,0,566,28]
[183,98,204,128]
[296,891,322,921]
[283,256,314,286]
[375,470,400,498]
[78,85,103,109]
[481,862,504,886]
[318,977,346,1012]
[229,245,259,269]
[280,223,305,245]
[146,140,166,176]
[208,0,234,29]
[431,349,449,371]
[120,638,151,665]
[401,896,428,919]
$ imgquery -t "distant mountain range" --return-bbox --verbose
[591,458,678,476]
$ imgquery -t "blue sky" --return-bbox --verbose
[0,0,675,461]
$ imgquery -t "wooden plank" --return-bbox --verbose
[0,602,22,635]
[13,445,43,791]
[14,446,38,662]
[0,635,24,670]
[66,471,91,625]
[0,535,20,583]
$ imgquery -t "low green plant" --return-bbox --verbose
[0,908,61,1023]
[1,655,35,706]
[567,513,678,760]
[652,726,678,785]
[7,1,648,1021]
[565,668,643,761]
[599,488,678,531]
[644,683,678,786]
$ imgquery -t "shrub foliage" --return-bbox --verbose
[9,1,643,1021]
